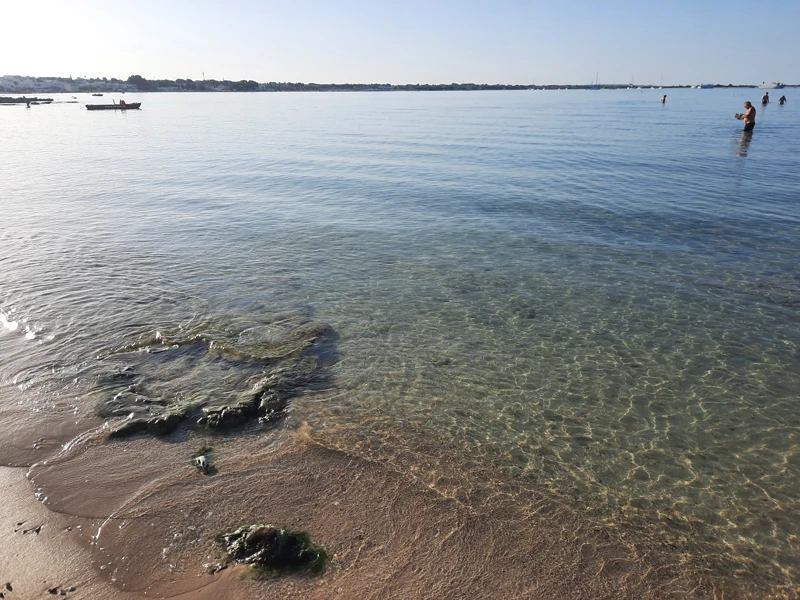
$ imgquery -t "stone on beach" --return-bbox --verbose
[221,524,327,574]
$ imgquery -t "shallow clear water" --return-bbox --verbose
[2,89,799,591]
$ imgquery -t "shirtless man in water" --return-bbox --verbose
[742,101,756,132]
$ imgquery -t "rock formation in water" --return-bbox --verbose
[220,524,327,574]
[96,318,336,439]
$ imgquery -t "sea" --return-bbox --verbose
[1,88,799,595]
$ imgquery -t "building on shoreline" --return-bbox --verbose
[0,76,136,94]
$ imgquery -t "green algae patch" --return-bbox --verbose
[193,446,214,458]
[220,525,327,576]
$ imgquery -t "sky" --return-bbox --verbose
[2,0,799,85]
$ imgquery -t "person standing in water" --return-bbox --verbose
[661,95,667,104]
[742,101,756,132]
[761,92,769,105]
[779,95,787,105]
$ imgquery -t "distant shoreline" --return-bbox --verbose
[1,74,795,95]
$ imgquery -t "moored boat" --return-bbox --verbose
[759,81,785,89]
[86,102,141,111]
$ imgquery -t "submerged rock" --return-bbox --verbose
[96,317,336,437]
[221,525,327,574]
[147,413,183,436]
[258,391,286,422]
[109,418,149,438]
[201,382,287,430]
[202,404,252,429]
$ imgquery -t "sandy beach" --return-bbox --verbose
[0,424,765,600]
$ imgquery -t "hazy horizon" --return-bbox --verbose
[3,0,798,86]
[1,74,792,87]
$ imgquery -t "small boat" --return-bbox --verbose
[92,93,104,96]
[759,82,785,89]
[86,102,141,111]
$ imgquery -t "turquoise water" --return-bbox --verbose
[2,89,799,593]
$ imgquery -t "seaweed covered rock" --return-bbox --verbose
[95,316,337,437]
[221,525,327,574]
[109,417,149,438]
[146,412,183,436]
[198,379,289,430]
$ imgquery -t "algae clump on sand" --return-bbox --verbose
[220,524,327,575]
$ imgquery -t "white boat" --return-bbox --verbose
[759,82,785,89]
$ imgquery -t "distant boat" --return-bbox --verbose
[698,84,714,89]
[86,102,141,111]
[92,93,103,96]
[759,82,785,89]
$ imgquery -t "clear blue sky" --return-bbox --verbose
[3,0,798,85]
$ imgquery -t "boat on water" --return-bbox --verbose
[697,84,714,89]
[86,102,141,111]
[92,93,104,96]
[759,82,785,89]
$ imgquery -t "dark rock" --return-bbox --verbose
[221,524,326,574]
[258,392,286,416]
[258,392,286,420]
[48,588,59,595]
[109,418,149,438]
[4,582,10,591]
[110,405,150,416]
[203,404,253,429]
[147,413,183,436]
[112,391,164,406]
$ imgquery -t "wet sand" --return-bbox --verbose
[0,467,126,599]
[0,426,762,600]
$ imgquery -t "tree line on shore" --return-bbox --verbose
[127,75,542,92]
[2,74,775,94]
[123,76,772,92]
